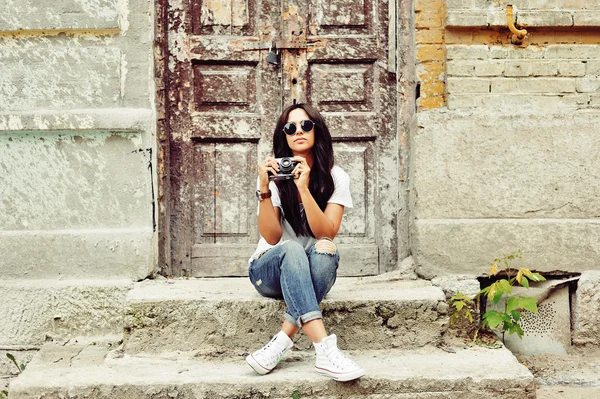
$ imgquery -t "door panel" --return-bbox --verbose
[334,143,373,238]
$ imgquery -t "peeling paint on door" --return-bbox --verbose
[161,0,399,276]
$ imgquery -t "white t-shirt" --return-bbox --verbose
[249,165,353,265]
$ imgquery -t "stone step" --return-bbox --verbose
[123,278,449,354]
[8,342,536,399]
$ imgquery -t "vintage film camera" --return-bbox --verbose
[268,157,300,181]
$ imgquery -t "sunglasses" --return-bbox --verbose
[283,120,315,135]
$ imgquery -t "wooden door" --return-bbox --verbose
[164,0,398,276]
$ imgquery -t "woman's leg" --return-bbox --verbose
[307,238,339,304]
[247,240,329,375]
[305,239,365,381]
[250,240,324,330]
[288,239,339,342]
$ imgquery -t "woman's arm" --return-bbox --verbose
[299,190,344,239]
[292,156,344,239]
[257,158,283,244]
[258,196,282,244]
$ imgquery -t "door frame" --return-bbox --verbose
[154,0,416,277]
[155,0,172,275]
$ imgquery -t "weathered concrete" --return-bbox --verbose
[431,276,481,299]
[0,0,154,112]
[0,47,122,111]
[1,376,9,394]
[0,131,150,231]
[8,342,536,399]
[412,111,600,220]
[410,110,600,277]
[412,219,600,277]
[0,229,154,280]
[573,271,600,346]
[0,109,154,132]
[0,0,156,283]
[357,256,418,281]
[0,280,132,347]
[536,386,600,399]
[0,349,36,380]
[0,0,124,31]
[0,130,154,279]
[517,346,600,395]
[123,278,448,354]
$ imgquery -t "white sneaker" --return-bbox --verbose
[313,334,365,381]
[246,331,294,375]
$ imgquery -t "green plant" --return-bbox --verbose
[0,390,8,398]
[449,292,474,325]
[292,391,300,399]
[451,250,546,344]
[6,353,26,373]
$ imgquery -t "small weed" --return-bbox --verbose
[451,250,546,344]
[0,390,8,398]
[6,353,26,373]
[292,390,300,399]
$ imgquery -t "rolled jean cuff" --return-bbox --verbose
[301,310,324,327]
[284,312,299,327]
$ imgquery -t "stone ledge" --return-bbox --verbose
[412,219,600,277]
[0,280,133,347]
[123,278,448,354]
[8,343,536,399]
[0,229,154,280]
[0,108,154,132]
[446,10,600,28]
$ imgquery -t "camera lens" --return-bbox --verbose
[279,158,293,173]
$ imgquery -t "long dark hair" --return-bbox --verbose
[273,103,335,237]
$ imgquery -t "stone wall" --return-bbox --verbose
[411,0,600,277]
[447,44,600,110]
[0,0,156,375]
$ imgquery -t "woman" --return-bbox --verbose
[245,103,365,382]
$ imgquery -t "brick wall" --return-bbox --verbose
[447,44,600,110]
[415,0,600,110]
[447,0,600,28]
[416,0,446,109]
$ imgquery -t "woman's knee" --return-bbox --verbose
[314,238,337,255]
[280,240,306,258]
[309,240,338,279]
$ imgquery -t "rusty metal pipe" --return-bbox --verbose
[506,5,527,45]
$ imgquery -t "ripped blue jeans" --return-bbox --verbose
[248,239,339,328]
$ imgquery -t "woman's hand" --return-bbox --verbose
[292,156,310,190]
[258,157,279,190]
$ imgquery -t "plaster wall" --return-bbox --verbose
[0,0,156,280]
[0,0,156,362]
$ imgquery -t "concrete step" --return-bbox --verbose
[123,278,449,354]
[517,346,600,399]
[8,342,536,399]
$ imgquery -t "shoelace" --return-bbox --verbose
[327,348,357,370]
[257,338,285,363]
